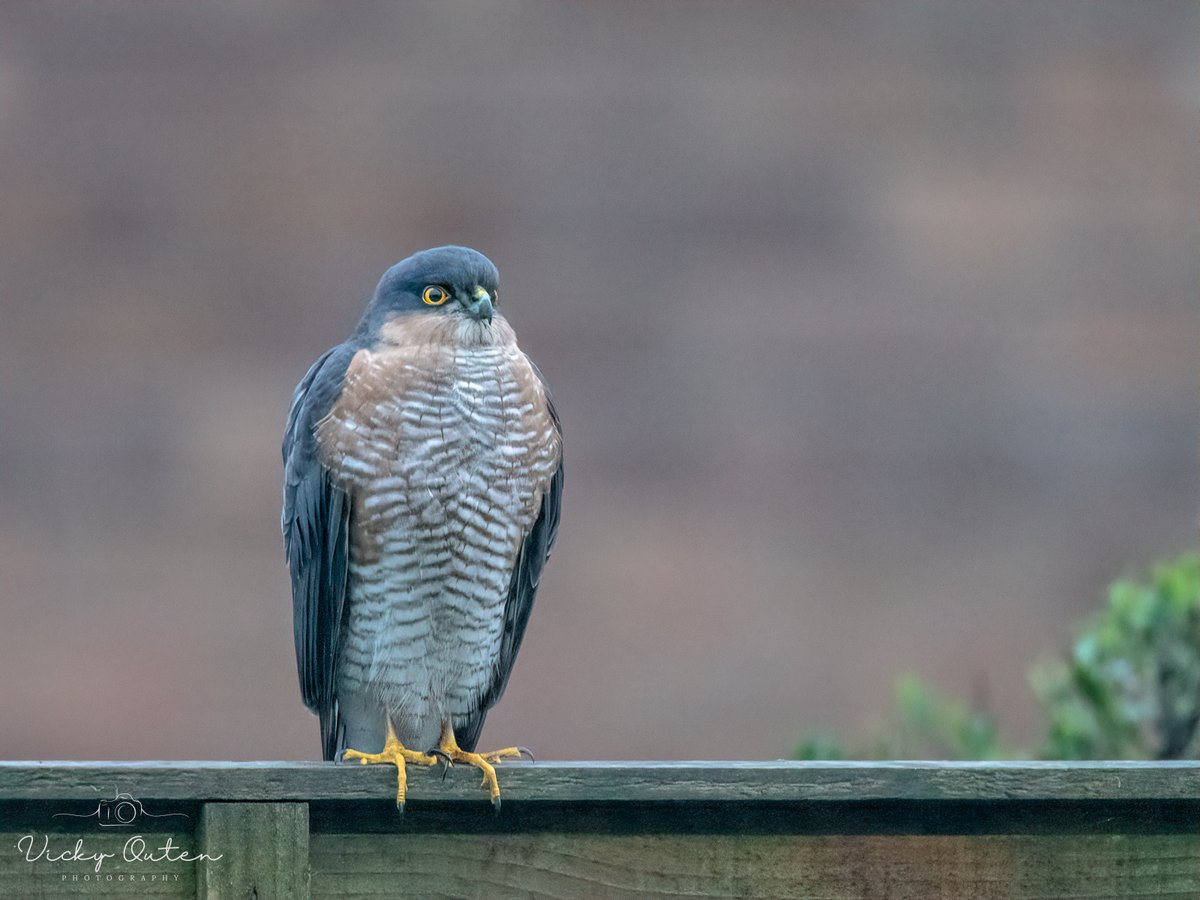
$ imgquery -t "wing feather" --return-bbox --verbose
[281,344,357,761]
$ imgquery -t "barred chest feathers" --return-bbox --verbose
[312,313,560,720]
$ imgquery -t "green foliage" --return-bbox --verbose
[1032,553,1200,760]
[793,675,1005,761]
[794,552,1200,761]
[793,734,845,761]
[888,675,1005,759]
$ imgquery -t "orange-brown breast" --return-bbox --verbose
[312,312,561,724]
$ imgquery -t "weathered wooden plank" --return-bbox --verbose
[304,797,1198,837]
[308,833,1200,899]
[196,803,309,900]
[1,763,1195,899]
[1,761,1196,804]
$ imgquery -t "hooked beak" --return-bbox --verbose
[463,286,494,323]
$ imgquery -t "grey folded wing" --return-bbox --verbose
[281,343,358,761]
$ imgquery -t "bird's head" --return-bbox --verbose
[359,246,501,339]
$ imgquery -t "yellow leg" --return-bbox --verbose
[437,721,533,810]
[343,719,441,809]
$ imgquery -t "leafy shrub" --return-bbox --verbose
[794,675,1004,760]
[794,553,1200,761]
[1033,553,1200,760]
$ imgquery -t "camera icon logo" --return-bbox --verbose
[53,790,188,828]
[95,792,145,827]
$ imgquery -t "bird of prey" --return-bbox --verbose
[281,246,563,808]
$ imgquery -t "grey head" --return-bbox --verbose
[355,245,500,338]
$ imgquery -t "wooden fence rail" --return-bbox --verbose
[1,761,1197,898]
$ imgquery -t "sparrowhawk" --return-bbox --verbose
[281,246,563,808]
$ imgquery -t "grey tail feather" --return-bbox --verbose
[320,701,343,762]
[454,712,487,754]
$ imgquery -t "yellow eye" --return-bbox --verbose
[422,285,449,306]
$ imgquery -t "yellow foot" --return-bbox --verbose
[343,719,442,810]
[436,722,533,810]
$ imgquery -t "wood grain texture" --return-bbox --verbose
[309,833,1200,900]
[0,763,1196,899]
[1,761,1196,803]
[196,802,309,900]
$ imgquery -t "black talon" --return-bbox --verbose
[426,748,453,780]
[517,746,535,763]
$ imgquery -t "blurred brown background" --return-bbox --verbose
[0,2,1195,761]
